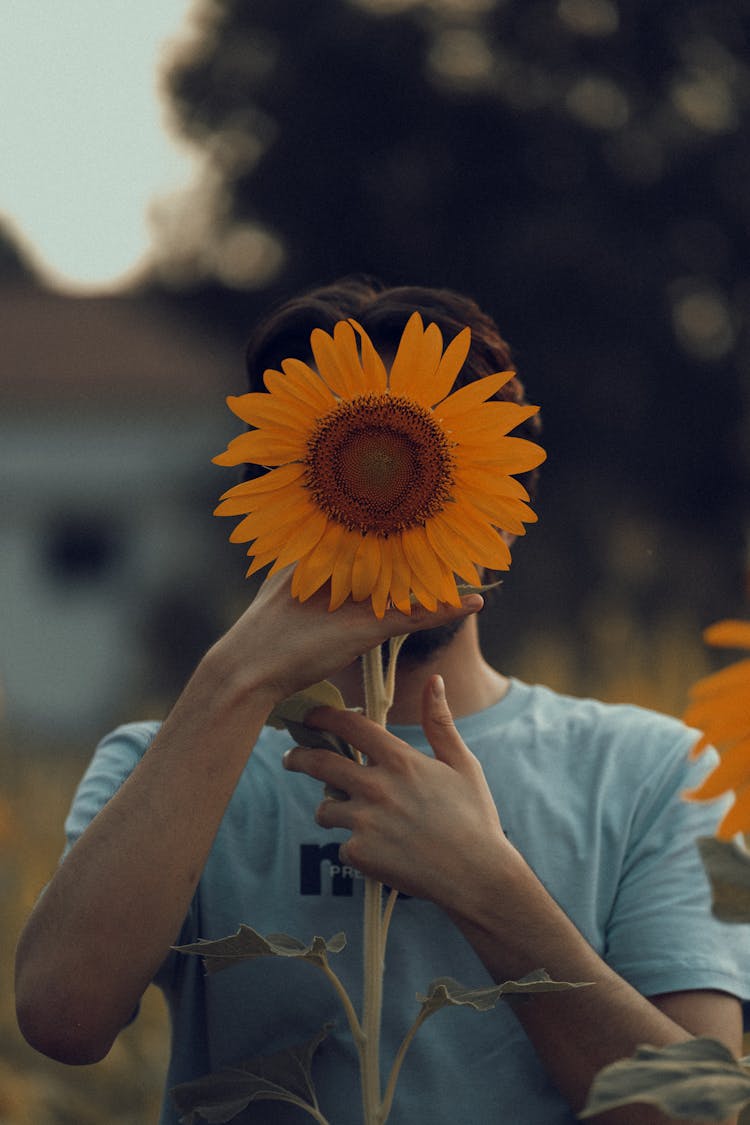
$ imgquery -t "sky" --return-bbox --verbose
[0,1,198,293]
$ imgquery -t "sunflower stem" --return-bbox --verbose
[361,874,384,1125]
[384,635,407,711]
[358,643,401,1125]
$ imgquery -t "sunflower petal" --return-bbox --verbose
[285,522,343,601]
[370,537,393,619]
[408,568,438,612]
[212,428,307,468]
[704,620,750,650]
[386,536,413,615]
[449,401,540,439]
[438,505,512,570]
[454,466,531,502]
[245,549,279,578]
[436,370,517,419]
[400,526,451,602]
[269,362,337,412]
[688,660,750,701]
[459,488,537,536]
[311,323,366,398]
[329,529,361,611]
[428,326,472,406]
[215,474,309,520]
[215,495,275,518]
[226,393,311,433]
[267,512,329,579]
[229,491,313,543]
[218,463,307,503]
[290,521,347,601]
[389,314,443,406]
[351,535,383,602]
[425,515,482,586]
[458,434,547,473]
[349,320,388,392]
[437,569,462,608]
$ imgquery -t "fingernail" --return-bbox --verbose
[461,594,483,610]
[432,674,445,700]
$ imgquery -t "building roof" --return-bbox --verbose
[0,282,243,404]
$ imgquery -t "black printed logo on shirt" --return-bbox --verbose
[299,843,362,895]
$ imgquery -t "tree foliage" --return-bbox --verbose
[156,0,750,662]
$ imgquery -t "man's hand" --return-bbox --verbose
[214,568,484,706]
[282,673,511,903]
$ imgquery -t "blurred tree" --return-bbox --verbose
[153,0,750,672]
[0,217,38,281]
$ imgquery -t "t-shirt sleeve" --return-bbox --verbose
[63,721,160,856]
[605,728,750,1001]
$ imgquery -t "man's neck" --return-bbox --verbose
[330,615,509,725]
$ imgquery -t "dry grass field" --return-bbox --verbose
[0,743,168,1124]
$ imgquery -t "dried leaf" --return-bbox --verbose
[174,924,346,974]
[698,835,750,922]
[267,680,357,798]
[416,969,592,1017]
[267,681,348,739]
[580,1037,750,1120]
[171,1023,331,1124]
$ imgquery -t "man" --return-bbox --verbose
[16,280,750,1124]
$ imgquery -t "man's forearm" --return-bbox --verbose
[15,643,278,1065]
[447,853,740,1124]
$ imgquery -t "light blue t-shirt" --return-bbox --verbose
[64,679,750,1124]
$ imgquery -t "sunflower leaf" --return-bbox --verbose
[456,580,503,595]
[698,835,750,922]
[173,924,346,974]
[267,681,357,771]
[267,680,348,729]
[171,1022,332,1124]
[579,1037,750,1120]
[416,969,592,1018]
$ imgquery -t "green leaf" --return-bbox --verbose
[416,969,593,1017]
[579,1037,750,1120]
[456,580,503,596]
[174,924,346,974]
[171,1023,331,1123]
[698,835,750,923]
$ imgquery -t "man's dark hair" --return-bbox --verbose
[243,275,542,500]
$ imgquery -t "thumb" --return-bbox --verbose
[421,674,470,768]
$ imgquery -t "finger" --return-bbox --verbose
[315,795,356,831]
[376,593,483,641]
[282,746,362,790]
[420,674,474,769]
[304,707,414,766]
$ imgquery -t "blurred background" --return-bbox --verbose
[1,0,749,1119]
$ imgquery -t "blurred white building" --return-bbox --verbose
[1,281,241,738]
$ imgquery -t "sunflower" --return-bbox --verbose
[213,312,546,618]
[684,620,750,839]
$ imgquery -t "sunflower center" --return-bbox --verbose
[305,393,455,535]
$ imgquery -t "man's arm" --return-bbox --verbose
[15,573,482,1066]
[283,675,744,1125]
